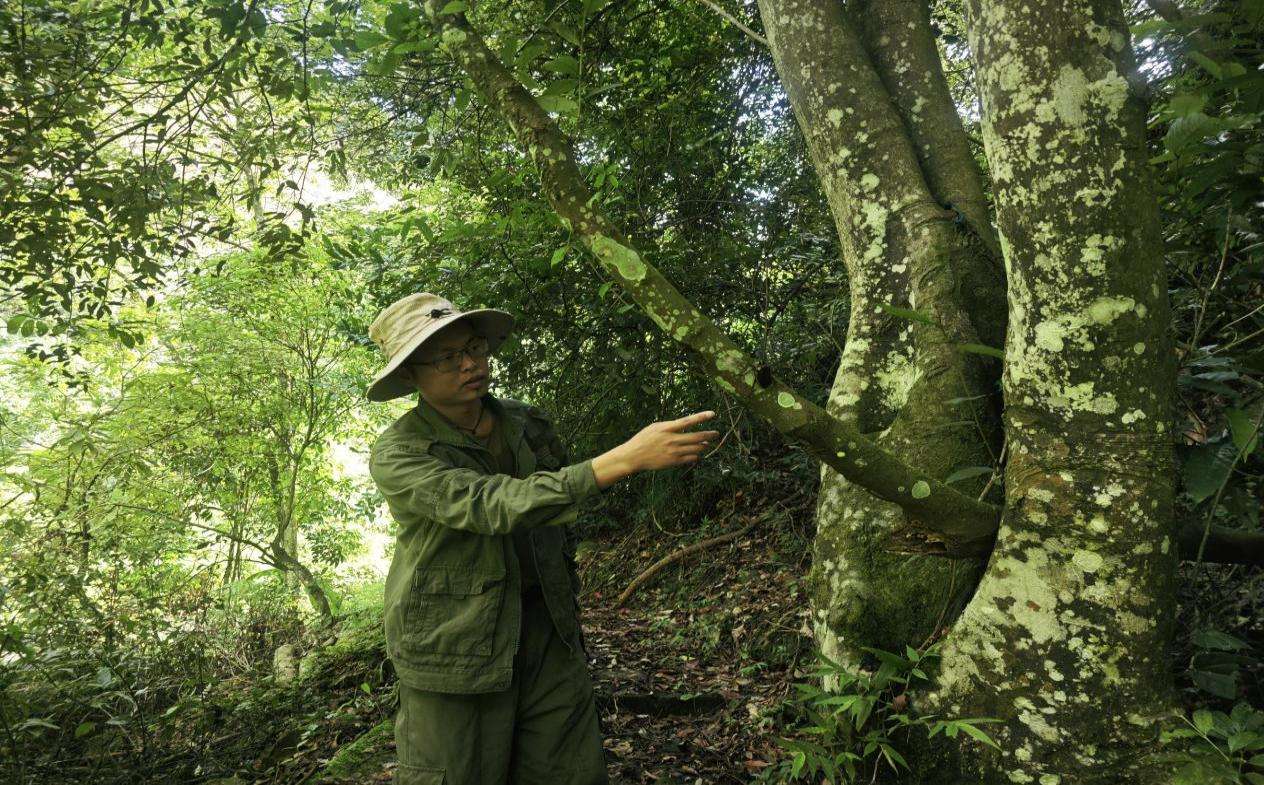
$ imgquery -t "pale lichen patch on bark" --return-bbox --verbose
[924,0,1182,778]
[587,233,647,282]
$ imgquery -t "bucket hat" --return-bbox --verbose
[366,293,514,402]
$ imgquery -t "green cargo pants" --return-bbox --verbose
[394,589,608,785]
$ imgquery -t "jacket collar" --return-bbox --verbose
[411,392,527,454]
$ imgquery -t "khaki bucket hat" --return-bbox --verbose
[366,293,514,402]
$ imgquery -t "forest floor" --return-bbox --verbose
[238,498,819,785]
[581,586,808,783]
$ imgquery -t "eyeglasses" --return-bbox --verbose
[409,335,491,374]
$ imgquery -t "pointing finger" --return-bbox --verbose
[665,411,716,431]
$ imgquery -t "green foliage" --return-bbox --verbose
[759,645,1000,784]
[1187,628,1258,702]
[0,0,349,358]
[0,230,386,782]
[1157,702,1264,784]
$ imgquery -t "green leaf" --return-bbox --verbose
[880,743,909,769]
[246,8,267,36]
[791,750,806,777]
[958,722,1001,749]
[1228,731,1255,753]
[1192,628,1251,652]
[516,41,550,69]
[550,248,567,266]
[1165,113,1225,156]
[19,718,58,731]
[878,302,936,326]
[384,4,414,38]
[945,465,994,484]
[955,342,1005,359]
[542,55,580,76]
[1174,760,1217,785]
[354,30,390,50]
[1182,442,1237,503]
[1189,50,1223,79]
[440,1,469,13]
[1166,93,1208,118]
[74,721,96,738]
[392,39,436,54]
[1130,18,1171,38]
[549,23,580,46]
[1193,709,1215,735]
[216,4,246,37]
[542,78,580,97]
[1192,669,1239,700]
[6,314,31,335]
[1226,407,1261,455]
[536,95,579,115]
[859,646,909,670]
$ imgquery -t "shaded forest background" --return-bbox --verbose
[1,0,1261,782]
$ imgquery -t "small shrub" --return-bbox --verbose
[759,644,1000,784]
[1157,702,1264,784]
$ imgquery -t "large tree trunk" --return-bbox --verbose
[919,0,1181,780]
[755,0,1004,666]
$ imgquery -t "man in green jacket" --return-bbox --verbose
[366,293,718,785]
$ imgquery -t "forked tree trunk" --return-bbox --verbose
[755,0,1005,667]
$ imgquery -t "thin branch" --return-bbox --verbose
[691,0,768,47]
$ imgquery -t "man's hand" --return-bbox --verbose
[591,411,719,490]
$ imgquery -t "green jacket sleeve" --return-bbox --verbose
[535,414,584,592]
[369,444,601,536]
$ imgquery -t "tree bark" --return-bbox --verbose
[854,0,1006,349]
[919,0,1182,780]
[755,0,1001,662]
[269,536,334,625]
[266,448,334,624]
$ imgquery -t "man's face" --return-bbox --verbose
[404,321,491,406]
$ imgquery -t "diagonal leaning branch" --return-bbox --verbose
[414,2,1264,569]
[419,1,999,555]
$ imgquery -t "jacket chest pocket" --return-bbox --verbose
[402,567,505,657]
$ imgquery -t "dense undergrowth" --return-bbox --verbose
[0,432,819,784]
[4,431,1261,784]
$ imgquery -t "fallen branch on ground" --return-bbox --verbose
[614,524,754,608]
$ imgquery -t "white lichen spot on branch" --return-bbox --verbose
[777,391,801,409]
[587,234,647,282]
